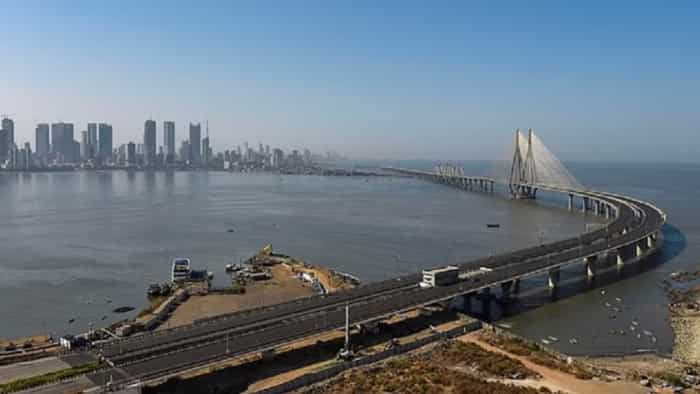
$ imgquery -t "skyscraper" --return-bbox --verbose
[2,117,14,150]
[189,123,201,165]
[51,122,75,163]
[1,117,14,161]
[202,136,210,166]
[163,121,175,163]
[127,142,137,165]
[35,124,50,163]
[144,120,157,166]
[98,123,113,163]
[87,123,98,159]
[0,129,8,163]
[81,130,89,160]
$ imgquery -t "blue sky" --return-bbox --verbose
[2,1,699,161]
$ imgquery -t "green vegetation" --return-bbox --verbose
[0,362,100,394]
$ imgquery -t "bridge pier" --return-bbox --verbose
[500,281,514,303]
[582,197,589,213]
[512,278,520,293]
[584,255,597,278]
[594,200,600,216]
[547,268,560,289]
[568,194,574,211]
[615,248,625,267]
[636,241,644,258]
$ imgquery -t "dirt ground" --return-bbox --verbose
[0,335,51,350]
[460,332,653,394]
[161,265,314,329]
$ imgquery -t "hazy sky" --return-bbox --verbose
[2,1,698,161]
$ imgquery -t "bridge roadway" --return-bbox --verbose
[90,181,665,385]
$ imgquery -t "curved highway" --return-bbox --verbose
[89,172,666,386]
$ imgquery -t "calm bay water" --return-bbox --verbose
[0,161,697,357]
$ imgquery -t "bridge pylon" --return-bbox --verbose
[509,128,538,199]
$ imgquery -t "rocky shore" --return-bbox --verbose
[664,270,700,365]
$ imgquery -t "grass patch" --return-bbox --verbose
[0,362,100,394]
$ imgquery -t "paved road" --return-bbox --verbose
[86,182,664,386]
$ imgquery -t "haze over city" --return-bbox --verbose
[2,1,698,162]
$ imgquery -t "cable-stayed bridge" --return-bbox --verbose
[80,133,666,389]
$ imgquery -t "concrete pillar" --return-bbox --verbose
[582,197,588,213]
[594,200,600,216]
[636,242,644,258]
[501,281,513,301]
[646,236,654,249]
[605,205,611,220]
[584,256,597,278]
[513,278,521,293]
[616,250,624,267]
[568,194,574,211]
[547,268,560,289]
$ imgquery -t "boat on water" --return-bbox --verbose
[486,223,501,229]
[547,336,559,342]
[171,258,191,282]
[569,338,578,345]
[541,339,551,345]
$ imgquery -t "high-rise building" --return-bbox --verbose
[127,142,137,165]
[163,121,175,164]
[144,120,157,166]
[2,117,14,150]
[87,123,98,159]
[202,136,210,166]
[189,123,201,165]
[98,123,113,163]
[1,117,14,161]
[51,122,76,163]
[0,129,8,163]
[35,124,50,162]
[180,140,191,163]
[80,130,89,160]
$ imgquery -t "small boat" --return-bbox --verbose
[643,330,653,336]
[547,336,559,342]
[631,320,639,326]
[601,290,607,295]
[651,336,657,343]
[541,339,551,345]
[227,228,235,233]
[68,318,75,324]
[112,306,135,314]
[605,302,611,308]
[569,338,578,345]
[636,333,642,339]
[105,298,112,304]
[615,297,622,303]
[486,223,501,229]
[613,307,621,313]
[629,325,636,331]
[101,315,107,321]
[619,329,626,336]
